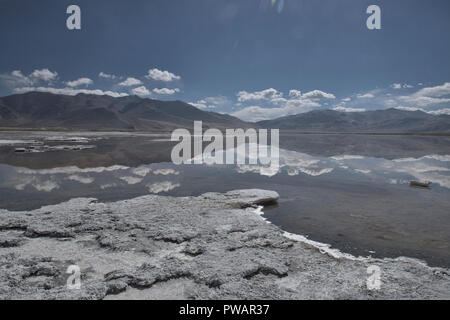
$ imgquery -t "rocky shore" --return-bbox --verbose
[0,189,449,300]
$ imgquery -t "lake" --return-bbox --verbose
[1,131,449,267]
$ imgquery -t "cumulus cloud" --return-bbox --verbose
[119,77,143,87]
[395,106,450,115]
[397,95,450,107]
[429,108,450,115]
[232,98,320,121]
[392,83,450,108]
[237,88,283,102]
[232,87,335,121]
[0,70,33,87]
[14,86,128,98]
[413,82,450,98]
[66,77,93,87]
[33,180,59,192]
[147,181,180,193]
[67,175,94,184]
[30,69,58,82]
[98,72,117,79]
[146,68,181,82]
[1,69,57,87]
[152,169,179,175]
[119,176,143,185]
[333,106,366,112]
[357,93,375,99]
[289,90,302,99]
[189,96,231,110]
[131,86,151,97]
[302,90,336,100]
[341,83,450,112]
[189,102,216,110]
[394,106,424,112]
[391,83,414,89]
[153,88,180,95]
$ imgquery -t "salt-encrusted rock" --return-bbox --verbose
[0,190,449,300]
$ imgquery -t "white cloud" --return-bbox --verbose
[393,82,450,108]
[394,106,450,115]
[429,108,450,115]
[146,68,181,82]
[391,83,413,89]
[233,88,335,121]
[237,88,283,102]
[289,90,302,99]
[66,77,93,87]
[413,82,450,98]
[397,95,450,107]
[357,93,375,99]
[232,98,320,122]
[98,72,117,79]
[394,106,424,112]
[333,106,366,112]
[342,97,351,102]
[11,70,25,78]
[152,169,179,175]
[132,167,152,177]
[1,69,57,87]
[232,106,288,121]
[189,96,231,110]
[131,86,151,97]
[30,69,58,82]
[14,86,128,98]
[153,88,180,95]
[119,77,142,87]
[0,70,33,87]
[147,181,180,193]
[33,180,59,192]
[67,175,94,184]
[119,176,143,185]
[302,90,336,100]
[189,102,216,110]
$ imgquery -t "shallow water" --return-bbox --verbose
[0,131,449,267]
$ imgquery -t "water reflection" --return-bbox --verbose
[1,146,450,267]
[1,146,449,207]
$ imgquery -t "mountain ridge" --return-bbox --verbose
[1,92,449,133]
[257,108,450,133]
[0,92,250,131]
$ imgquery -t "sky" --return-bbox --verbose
[1,0,450,121]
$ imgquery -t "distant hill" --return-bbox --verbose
[0,92,250,131]
[1,93,449,133]
[258,109,450,133]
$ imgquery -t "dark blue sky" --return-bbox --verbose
[1,0,450,120]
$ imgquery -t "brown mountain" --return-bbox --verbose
[0,92,251,131]
[258,109,450,133]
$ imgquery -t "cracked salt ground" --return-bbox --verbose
[0,190,449,300]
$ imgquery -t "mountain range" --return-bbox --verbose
[0,92,449,133]
[0,92,249,131]
[258,109,450,133]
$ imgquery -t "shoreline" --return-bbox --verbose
[0,189,449,300]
